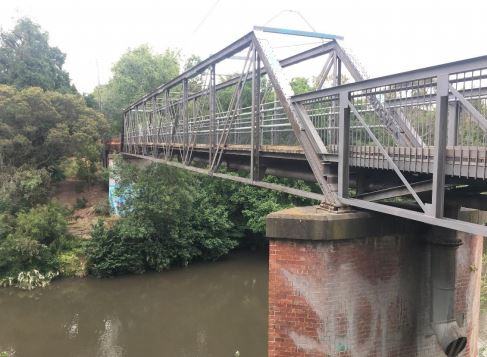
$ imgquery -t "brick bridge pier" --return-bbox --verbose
[266,207,485,357]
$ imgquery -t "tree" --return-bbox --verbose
[290,77,313,95]
[93,45,180,133]
[0,18,74,92]
[184,54,205,93]
[0,85,109,171]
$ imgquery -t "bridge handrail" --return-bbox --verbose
[292,55,487,104]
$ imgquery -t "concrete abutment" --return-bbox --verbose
[266,206,485,357]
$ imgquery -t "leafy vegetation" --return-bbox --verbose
[93,45,180,133]
[0,202,83,286]
[0,167,51,213]
[0,85,109,171]
[0,18,74,92]
[87,163,239,277]
[0,84,108,288]
[86,158,315,277]
[0,18,110,288]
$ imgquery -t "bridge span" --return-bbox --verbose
[121,27,487,237]
[121,27,487,356]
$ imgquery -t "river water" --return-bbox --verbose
[0,251,268,357]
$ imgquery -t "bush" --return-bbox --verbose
[96,167,110,187]
[86,219,148,277]
[74,196,88,209]
[86,164,238,277]
[0,167,51,213]
[0,203,72,282]
[13,203,67,245]
[59,157,79,179]
[86,162,315,278]
[57,251,86,277]
[0,234,56,277]
[0,269,58,290]
[94,200,110,216]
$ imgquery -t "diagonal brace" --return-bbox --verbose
[348,99,427,212]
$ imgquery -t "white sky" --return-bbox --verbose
[1,0,487,93]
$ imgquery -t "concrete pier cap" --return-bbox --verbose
[265,205,484,357]
[266,205,426,241]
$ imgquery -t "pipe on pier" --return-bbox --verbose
[429,224,466,357]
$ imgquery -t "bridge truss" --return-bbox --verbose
[122,27,487,236]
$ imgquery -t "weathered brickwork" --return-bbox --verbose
[268,233,483,357]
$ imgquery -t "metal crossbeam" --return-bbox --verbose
[253,26,344,41]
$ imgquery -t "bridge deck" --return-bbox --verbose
[130,143,487,180]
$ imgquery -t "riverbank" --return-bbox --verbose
[52,179,113,240]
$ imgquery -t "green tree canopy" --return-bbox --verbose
[290,77,313,95]
[0,18,74,93]
[93,45,180,133]
[0,85,109,170]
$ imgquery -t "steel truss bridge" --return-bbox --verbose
[121,27,487,236]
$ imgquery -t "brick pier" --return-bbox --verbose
[266,207,484,357]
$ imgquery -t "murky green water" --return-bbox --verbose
[0,251,268,357]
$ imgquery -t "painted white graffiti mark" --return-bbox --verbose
[279,241,417,356]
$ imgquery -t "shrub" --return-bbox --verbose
[0,203,70,281]
[0,167,51,213]
[86,164,238,276]
[59,157,79,178]
[86,219,148,277]
[0,235,55,277]
[74,196,87,209]
[96,167,110,187]
[86,162,315,278]
[94,200,110,216]
[57,251,86,277]
[13,203,67,245]
[0,269,58,290]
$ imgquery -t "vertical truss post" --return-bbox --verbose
[135,105,141,154]
[209,64,216,166]
[164,89,171,159]
[134,106,138,153]
[447,101,460,146]
[182,79,189,164]
[143,102,148,155]
[251,48,261,181]
[431,74,449,218]
[121,112,126,152]
[329,51,342,146]
[272,91,277,145]
[127,110,132,153]
[151,96,157,157]
[335,55,342,86]
[338,91,350,198]
[132,109,137,154]
[332,51,339,86]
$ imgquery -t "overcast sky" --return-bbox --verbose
[1,0,487,93]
